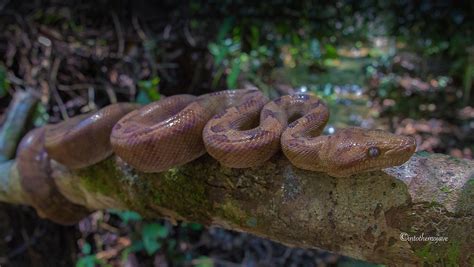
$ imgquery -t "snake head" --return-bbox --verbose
[324,127,416,177]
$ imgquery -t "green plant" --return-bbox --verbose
[207,17,335,91]
[136,76,161,104]
[76,243,110,267]
[0,64,9,98]
[141,223,169,255]
[108,209,142,224]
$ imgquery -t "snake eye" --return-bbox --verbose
[368,146,380,158]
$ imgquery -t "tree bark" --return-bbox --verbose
[0,151,472,266]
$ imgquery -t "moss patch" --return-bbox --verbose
[78,159,126,199]
[216,199,249,226]
[149,167,212,222]
[414,241,461,266]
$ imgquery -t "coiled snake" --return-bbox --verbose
[15,89,416,223]
[18,89,416,179]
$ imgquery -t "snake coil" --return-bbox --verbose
[16,89,416,223]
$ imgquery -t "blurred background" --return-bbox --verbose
[0,0,472,266]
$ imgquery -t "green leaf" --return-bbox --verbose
[108,209,142,224]
[120,241,145,263]
[324,44,338,59]
[0,65,9,98]
[216,17,235,43]
[81,242,92,255]
[194,256,214,267]
[463,63,473,104]
[188,222,203,231]
[76,255,97,267]
[208,42,229,66]
[250,26,260,50]
[141,223,168,255]
[226,58,241,89]
[137,76,161,104]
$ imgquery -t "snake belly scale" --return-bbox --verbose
[20,89,416,178]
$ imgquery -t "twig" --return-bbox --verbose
[0,90,38,162]
[132,15,147,41]
[7,71,24,86]
[110,11,124,58]
[49,57,68,119]
[184,23,196,47]
[87,87,97,111]
[104,84,117,104]
[57,83,100,91]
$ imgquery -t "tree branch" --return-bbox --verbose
[0,151,472,266]
[0,90,38,162]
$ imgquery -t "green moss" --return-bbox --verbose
[440,186,451,193]
[150,167,212,222]
[415,243,437,265]
[414,241,461,266]
[216,200,248,226]
[445,241,460,267]
[78,159,126,199]
[468,177,474,186]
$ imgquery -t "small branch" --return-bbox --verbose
[49,57,68,119]
[0,90,38,162]
[110,11,124,58]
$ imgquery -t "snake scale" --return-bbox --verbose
[16,89,416,223]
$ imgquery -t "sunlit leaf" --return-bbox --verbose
[324,44,338,59]
[109,209,142,224]
[76,255,97,267]
[141,223,168,255]
[226,58,241,89]
[194,256,214,267]
[137,76,161,104]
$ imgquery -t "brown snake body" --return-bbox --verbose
[19,89,416,179]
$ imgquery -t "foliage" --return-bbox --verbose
[136,76,161,104]
[207,16,337,91]
[76,243,110,267]
[76,209,206,265]
[0,64,9,98]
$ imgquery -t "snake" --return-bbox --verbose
[17,89,416,191]
[15,90,415,222]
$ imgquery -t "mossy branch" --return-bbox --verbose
[0,151,472,266]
